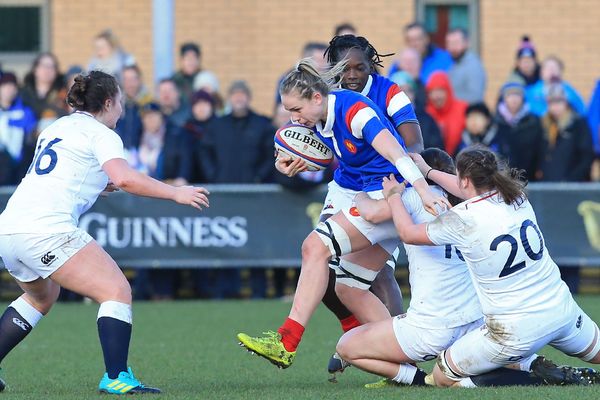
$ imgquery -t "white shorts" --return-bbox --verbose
[0,229,93,282]
[393,314,483,362]
[342,190,399,255]
[445,304,600,377]
[320,180,358,219]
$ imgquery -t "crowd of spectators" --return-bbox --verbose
[1,23,599,299]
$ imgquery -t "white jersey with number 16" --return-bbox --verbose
[0,111,125,235]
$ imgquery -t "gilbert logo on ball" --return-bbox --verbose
[274,124,333,171]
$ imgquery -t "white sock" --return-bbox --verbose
[97,301,132,324]
[456,377,477,388]
[520,354,538,371]
[392,363,417,384]
[10,297,43,327]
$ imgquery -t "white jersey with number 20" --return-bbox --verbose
[426,191,572,321]
[0,112,125,234]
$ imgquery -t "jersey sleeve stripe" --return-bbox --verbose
[344,101,369,134]
[385,83,402,106]
[387,91,412,117]
[350,107,378,139]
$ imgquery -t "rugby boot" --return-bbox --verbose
[237,331,295,369]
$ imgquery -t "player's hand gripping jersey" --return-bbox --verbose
[402,187,481,329]
[0,112,125,234]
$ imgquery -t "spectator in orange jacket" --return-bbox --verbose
[425,71,468,156]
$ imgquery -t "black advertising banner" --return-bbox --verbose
[1,183,600,268]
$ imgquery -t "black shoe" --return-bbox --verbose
[575,367,600,385]
[327,352,351,383]
[530,356,588,385]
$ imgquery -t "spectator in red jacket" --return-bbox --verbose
[425,71,468,156]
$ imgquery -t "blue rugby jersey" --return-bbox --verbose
[316,89,407,192]
[333,74,418,191]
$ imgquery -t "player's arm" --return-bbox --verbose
[408,152,464,199]
[386,84,424,152]
[102,158,209,210]
[354,192,392,223]
[397,122,424,153]
[370,129,450,215]
[382,174,433,245]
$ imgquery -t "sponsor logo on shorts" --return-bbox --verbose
[576,315,582,329]
[40,252,56,266]
[323,204,334,211]
[12,317,29,331]
[349,207,360,217]
[344,139,357,154]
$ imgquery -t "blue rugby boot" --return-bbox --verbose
[98,367,161,394]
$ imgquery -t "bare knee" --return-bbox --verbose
[336,332,357,362]
[22,282,60,315]
[301,233,330,264]
[96,276,132,305]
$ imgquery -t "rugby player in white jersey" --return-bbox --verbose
[335,147,596,387]
[0,71,209,394]
[383,146,600,387]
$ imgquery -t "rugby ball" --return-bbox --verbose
[274,124,334,171]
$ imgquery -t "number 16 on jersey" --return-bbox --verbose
[27,138,63,176]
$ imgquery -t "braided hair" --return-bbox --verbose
[324,35,393,72]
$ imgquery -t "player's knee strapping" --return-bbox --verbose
[437,349,466,381]
[97,301,132,324]
[335,259,379,290]
[385,247,401,270]
[315,220,352,258]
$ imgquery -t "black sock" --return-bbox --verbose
[411,368,427,386]
[321,265,353,321]
[97,317,132,379]
[0,307,34,363]
[471,368,544,387]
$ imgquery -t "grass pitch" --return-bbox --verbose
[1,297,600,399]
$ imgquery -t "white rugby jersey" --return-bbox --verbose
[402,187,482,329]
[0,112,125,234]
[426,191,572,319]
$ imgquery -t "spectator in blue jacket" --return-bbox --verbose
[0,73,37,185]
[526,56,586,117]
[388,22,452,84]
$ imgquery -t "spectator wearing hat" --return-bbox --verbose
[538,83,594,182]
[508,35,540,88]
[173,42,220,105]
[457,102,505,155]
[183,90,216,184]
[495,81,544,181]
[526,56,586,117]
[446,28,486,104]
[389,71,443,150]
[157,78,192,129]
[0,72,37,185]
[425,71,468,156]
